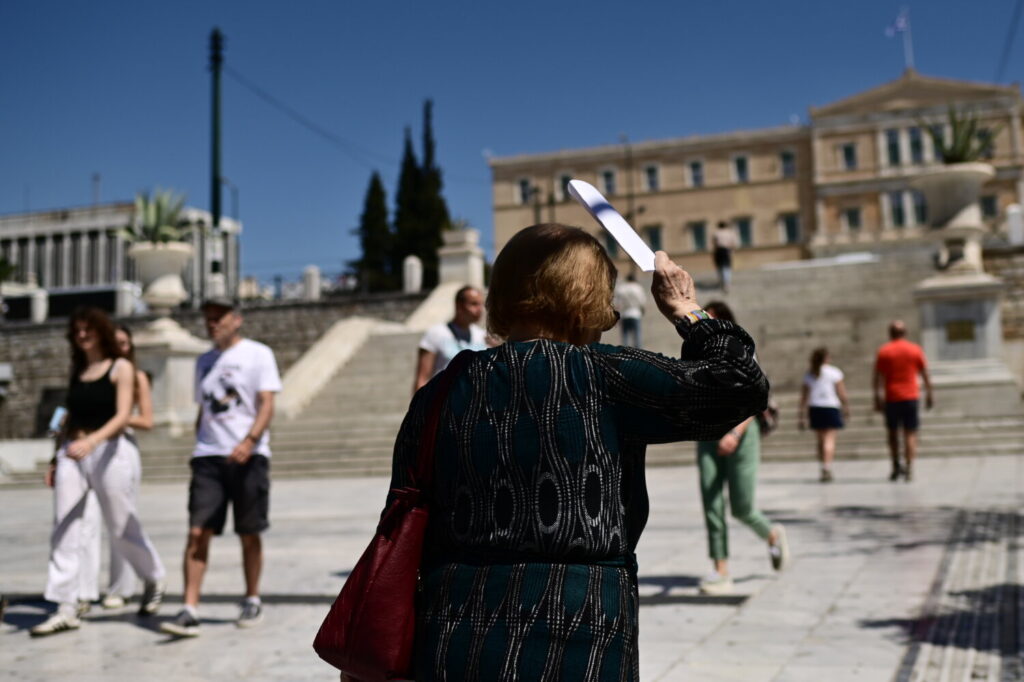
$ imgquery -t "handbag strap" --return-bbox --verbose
[412,349,473,489]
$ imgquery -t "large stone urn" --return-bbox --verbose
[128,241,193,314]
[910,162,994,273]
[128,240,209,435]
[909,162,1020,415]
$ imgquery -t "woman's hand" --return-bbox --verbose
[717,431,740,456]
[44,463,56,487]
[651,251,700,323]
[66,437,96,461]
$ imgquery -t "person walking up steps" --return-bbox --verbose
[694,301,789,596]
[874,320,933,482]
[412,285,487,393]
[161,297,281,637]
[798,347,850,483]
[32,307,165,637]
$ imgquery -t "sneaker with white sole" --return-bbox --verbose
[76,600,92,617]
[137,581,165,616]
[159,609,200,637]
[237,600,263,628]
[30,610,81,637]
[769,523,790,571]
[101,593,126,610]
[698,572,734,595]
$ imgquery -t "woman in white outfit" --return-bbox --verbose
[798,347,850,483]
[31,307,165,636]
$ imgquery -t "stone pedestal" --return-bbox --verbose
[302,265,321,301]
[30,289,47,323]
[438,228,485,290]
[913,272,1020,416]
[134,317,209,436]
[403,255,423,294]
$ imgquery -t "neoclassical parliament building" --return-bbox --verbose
[0,201,240,319]
[489,70,1024,274]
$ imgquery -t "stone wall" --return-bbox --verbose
[984,246,1024,340]
[0,292,425,439]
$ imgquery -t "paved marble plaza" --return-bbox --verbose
[2,454,1021,681]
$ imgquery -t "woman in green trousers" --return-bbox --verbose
[697,301,790,595]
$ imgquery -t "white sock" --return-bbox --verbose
[244,596,261,606]
[183,604,198,618]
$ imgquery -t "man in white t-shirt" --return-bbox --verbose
[613,272,646,347]
[413,285,487,393]
[161,297,282,638]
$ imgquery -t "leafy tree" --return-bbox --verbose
[349,172,394,292]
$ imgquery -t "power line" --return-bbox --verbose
[223,65,488,186]
[224,65,392,170]
[995,0,1024,82]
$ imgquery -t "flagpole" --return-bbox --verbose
[902,8,915,70]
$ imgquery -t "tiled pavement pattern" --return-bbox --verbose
[894,509,1022,681]
[1,454,1021,681]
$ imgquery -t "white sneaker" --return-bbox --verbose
[698,572,734,595]
[30,611,81,637]
[769,523,790,571]
[101,594,126,609]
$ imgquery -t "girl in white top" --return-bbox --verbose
[798,347,850,482]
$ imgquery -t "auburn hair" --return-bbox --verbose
[66,307,121,376]
[487,223,618,343]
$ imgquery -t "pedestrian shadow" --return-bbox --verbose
[859,582,1022,671]
[636,575,749,607]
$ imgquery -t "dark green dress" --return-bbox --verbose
[385,319,768,681]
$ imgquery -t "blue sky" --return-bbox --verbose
[1,1,1021,283]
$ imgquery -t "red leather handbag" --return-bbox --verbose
[313,352,469,681]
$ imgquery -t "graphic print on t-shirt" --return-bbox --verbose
[193,339,282,458]
[204,371,243,415]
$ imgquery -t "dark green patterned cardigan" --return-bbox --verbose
[385,319,768,681]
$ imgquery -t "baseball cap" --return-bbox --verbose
[200,296,240,311]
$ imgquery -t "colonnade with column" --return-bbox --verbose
[0,229,128,289]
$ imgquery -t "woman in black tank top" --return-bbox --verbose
[32,307,166,637]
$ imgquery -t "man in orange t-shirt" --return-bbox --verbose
[873,320,933,482]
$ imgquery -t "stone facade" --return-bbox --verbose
[0,201,242,315]
[0,292,425,439]
[490,71,1024,273]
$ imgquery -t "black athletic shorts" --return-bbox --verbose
[885,400,920,431]
[188,455,270,535]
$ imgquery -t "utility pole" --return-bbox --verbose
[207,28,225,301]
[91,173,101,205]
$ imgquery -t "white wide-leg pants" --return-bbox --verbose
[45,435,164,606]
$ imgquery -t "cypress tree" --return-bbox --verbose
[418,99,451,287]
[392,127,423,280]
[349,172,394,292]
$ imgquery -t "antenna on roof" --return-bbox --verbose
[91,173,101,205]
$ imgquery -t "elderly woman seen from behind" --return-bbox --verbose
[384,224,768,680]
